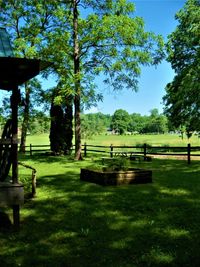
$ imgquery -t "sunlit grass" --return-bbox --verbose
[26,133,50,145]
[26,133,200,147]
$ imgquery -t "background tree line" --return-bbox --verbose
[1,107,169,138]
[82,108,169,137]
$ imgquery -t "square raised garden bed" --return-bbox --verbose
[80,168,152,186]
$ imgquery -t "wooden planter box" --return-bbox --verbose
[0,182,24,206]
[80,168,152,186]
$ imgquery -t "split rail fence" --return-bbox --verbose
[26,143,200,164]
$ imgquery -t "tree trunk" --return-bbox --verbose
[20,83,30,153]
[73,0,82,160]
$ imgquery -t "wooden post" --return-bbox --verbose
[11,87,20,230]
[187,144,191,164]
[144,143,147,161]
[110,144,113,158]
[11,87,19,184]
[32,170,36,197]
[84,142,87,157]
[30,144,32,156]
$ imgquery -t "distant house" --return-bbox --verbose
[106,128,118,135]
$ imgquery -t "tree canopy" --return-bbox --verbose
[50,0,164,159]
[111,109,130,134]
[0,0,165,159]
[163,0,200,134]
[81,108,169,137]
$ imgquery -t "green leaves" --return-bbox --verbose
[111,109,130,135]
[164,0,200,134]
[71,1,165,94]
[0,0,164,103]
[167,0,200,72]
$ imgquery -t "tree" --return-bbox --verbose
[0,1,164,159]
[19,80,43,152]
[0,0,58,151]
[128,109,168,134]
[142,109,168,134]
[49,88,73,155]
[28,111,50,135]
[111,109,130,135]
[128,113,145,133]
[49,0,164,159]
[164,0,200,134]
[81,112,110,138]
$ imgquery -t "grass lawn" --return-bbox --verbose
[83,133,200,147]
[0,154,200,267]
[26,133,200,147]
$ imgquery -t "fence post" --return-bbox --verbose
[144,143,147,160]
[84,142,87,157]
[110,144,113,158]
[30,144,32,156]
[187,144,191,164]
[32,170,37,197]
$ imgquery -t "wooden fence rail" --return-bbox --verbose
[83,143,200,164]
[25,143,200,164]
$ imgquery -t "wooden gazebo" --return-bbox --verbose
[0,28,50,229]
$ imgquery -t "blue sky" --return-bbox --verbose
[87,0,186,115]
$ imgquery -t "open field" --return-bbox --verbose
[0,154,200,266]
[26,133,200,147]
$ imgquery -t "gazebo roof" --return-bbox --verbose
[0,57,50,90]
[0,27,51,90]
[0,27,14,57]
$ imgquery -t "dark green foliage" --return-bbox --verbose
[104,157,130,171]
[110,108,168,135]
[111,109,130,135]
[81,112,111,138]
[164,0,200,134]
[49,91,73,155]
[81,109,168,136]
[28,111,50,135]
[63,100,73,155]
[50,103,64,154]
[141,109,168,134]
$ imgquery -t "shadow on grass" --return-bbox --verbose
[19,152,75,164]
[0,158,200,267]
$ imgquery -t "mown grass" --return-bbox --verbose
[83,133,200,147]
[26,133,200,147]
[0,153,200,267]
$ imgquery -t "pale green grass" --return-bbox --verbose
[83,133,200,146]
[27,133,200,147]
[26,133,50,145]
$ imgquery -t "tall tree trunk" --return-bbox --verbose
[73,0,82,160]
[20,83,30,153]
